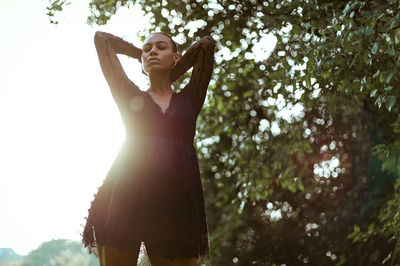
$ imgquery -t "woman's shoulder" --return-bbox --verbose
[175,83,194,100]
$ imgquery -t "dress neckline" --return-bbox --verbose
[144,90,176,115]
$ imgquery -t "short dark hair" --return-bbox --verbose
[150,32,178,53]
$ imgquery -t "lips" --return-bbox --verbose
[147,58,160,64]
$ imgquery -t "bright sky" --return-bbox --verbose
[0,0,277,256]
[0,0,151,255]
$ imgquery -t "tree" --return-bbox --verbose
[3,239,99,266]
[46,0,400,265]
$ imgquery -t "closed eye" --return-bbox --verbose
[142,41,168,52]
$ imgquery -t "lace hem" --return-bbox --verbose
[80,134,210,262]
[81,224,209,262]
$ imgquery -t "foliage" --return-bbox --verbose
[0,249,22,265]
[47,0,400,265]
[2,239,99,266]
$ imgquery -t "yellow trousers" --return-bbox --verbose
[97,244,141,266]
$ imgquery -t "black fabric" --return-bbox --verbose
[81,87,210,261]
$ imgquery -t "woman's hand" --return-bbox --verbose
[95,31,142,59]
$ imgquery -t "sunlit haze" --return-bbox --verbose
[0,0,151,255]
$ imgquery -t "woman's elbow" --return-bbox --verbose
[203,36,216,50]
[94,31,106,46]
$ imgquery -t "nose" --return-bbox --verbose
[149,47,158,55]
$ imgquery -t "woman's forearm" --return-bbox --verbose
[170,36,215,83]
[95,31,142,59]
[93,31,142,100]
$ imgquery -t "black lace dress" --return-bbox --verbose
[81,36,215,261]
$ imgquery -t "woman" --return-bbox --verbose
[81,30,215,266]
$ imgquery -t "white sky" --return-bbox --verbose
[0,0,277,256]
[0,0,151,255]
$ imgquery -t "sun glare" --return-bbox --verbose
[0,0,150,255]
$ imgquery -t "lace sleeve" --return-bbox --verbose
[94,31,142,106]
[170,36,216,115]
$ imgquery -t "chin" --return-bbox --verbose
[147,66,172,74]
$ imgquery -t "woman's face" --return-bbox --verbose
[141,33,179,76]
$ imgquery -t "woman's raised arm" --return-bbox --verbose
[94,31,142,103]
[170,36,216,114]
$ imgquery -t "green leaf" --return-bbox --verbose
[385,48,396,56]
[385,96,396,111]
[379,72,385,82]
[365,26,373,36]
[292,24,301,35]
[384,86,393,91]
[347,32,353,41]
[377,13,385,21]
[370,89,377,97]
[348,225,361,240]
[371,42,378,54]
[382,156,396,172]
[243,91,253,98]
[286,182,295,193]
[389,14,400,29]
[386,71,394,83]
[367,223,375,232]
[375,95,384,108]
[382,252,392,265]
[373,70,380,79]
[378,25,388,33]
[238,200,246,214]
[343,3,351,15]
[298,181,305,191]
[322,71,330,79]
[361,76,366,84]
[354,225,360,233]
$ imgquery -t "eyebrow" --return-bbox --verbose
[143,41,168,47]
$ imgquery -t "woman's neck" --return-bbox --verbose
[148,71,173,95]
